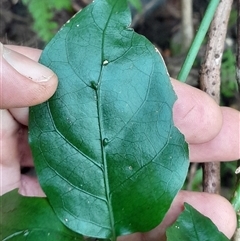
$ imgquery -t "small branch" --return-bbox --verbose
[199,0,233,194]
[181,0,194,53]
[203,163,221,194]
[199,0,233,103]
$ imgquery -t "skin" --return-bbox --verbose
[0,43,239,240]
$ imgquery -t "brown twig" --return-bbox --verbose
[199,0,233,194]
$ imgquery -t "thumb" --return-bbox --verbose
[0,43,58,109]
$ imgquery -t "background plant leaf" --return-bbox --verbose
[0,189,84,241]
[29,0,189,239]
[166,203,230,241]
[128,0,143,12]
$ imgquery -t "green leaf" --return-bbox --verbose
[0,189,84,241]
[29,0,189,239]
[166,203,230,241]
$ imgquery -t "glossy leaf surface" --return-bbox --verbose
[29,0,189,239]
[166,203,230,241]
[0,189,84,241]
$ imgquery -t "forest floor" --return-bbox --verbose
[1,0,239,198]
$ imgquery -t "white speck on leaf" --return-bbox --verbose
[103,60,109,65]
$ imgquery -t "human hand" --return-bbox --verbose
[1,44,239,240]
[0,43,58,196]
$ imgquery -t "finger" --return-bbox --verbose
[190,107,240,162]
[0,108,35,196]
[7,108,34,167]
[172,79,222,144]
[0,109,21,195]
[1,43,58,108]
[5,45,42,61]
[9,107,29,126]
[19,174,46,197]
[142,191,236,241]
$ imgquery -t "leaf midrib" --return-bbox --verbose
[95,1,120,239]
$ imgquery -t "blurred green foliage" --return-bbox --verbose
[128,0,143,12]
[221,48,238,98]
[22,0,72,42]
[22,0,142,43]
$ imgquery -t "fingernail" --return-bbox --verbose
[1,43,55,82]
